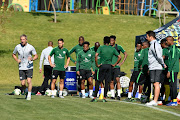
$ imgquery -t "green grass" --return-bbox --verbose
[0,11,180,119]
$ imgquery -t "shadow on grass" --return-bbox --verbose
[29,12,58,17]
[0,49,12,57]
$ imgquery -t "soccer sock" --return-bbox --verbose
[138,93,142,99]
[101,88,104,96]
[177,92,180,99]
[51,90,56,96]
[117,89,121,97]
[81,90,85,96]
[111,89,115,98]
[128,92,132,98]
[59,91,63,96]
[27,92,31,97]
[89,90,93,96]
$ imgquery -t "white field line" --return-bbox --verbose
[107,99,180,117]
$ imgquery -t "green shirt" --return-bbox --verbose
[168,45,179,72]
[139,48,149,74]
[133,50,142,71]
[90,46,101,70]
[111,44,125,68]
[50,47,70,71]
[97,45,119,65]
[162,48,169,67]
[69,44,83,63]
[76,49,95,71]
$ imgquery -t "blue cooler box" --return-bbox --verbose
[64,66,77,94]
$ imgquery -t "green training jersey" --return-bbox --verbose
[76,49,95,71]
[90,46,101,70]
[50,47,70,71]
[133,50,142,71]
[162,48,169,67]
[69,44,83,63]
[168,45,179,72]
[139,48,149,73]
[111,44,125,68]
[97,45,119,65]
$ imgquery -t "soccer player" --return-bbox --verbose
[177,37,180,104]
[90,42,104,96]
[146,31,166,106]
[126,42,142,101]
[160,39,169,102]
[91,36,121,102]
[69,36,84,94]
[48,39,70,98]
[109,35,127,100]
[166,36,179,106]
[76,41,95,98]
[36,41,54,96]
[12,34,38,100]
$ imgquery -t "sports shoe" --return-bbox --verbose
[91,98,97,102]
[110,97,115,99]
[51,95,55,98]
[59,95,64,98]
[131,98,136,102]
[146,100,158,106]
[117,96,121,100]
[89,95,94,99]
[36,92,42,96]
[103,99,107,102]
[82,95,86,98]
[166,102,178,106]
[136,98,140,102]
[177,98,180,105]
[26,96,31,100]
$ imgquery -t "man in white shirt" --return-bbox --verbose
[12,34,38,100]
[36,41,54,95]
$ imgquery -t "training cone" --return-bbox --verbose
[99,93,104,100]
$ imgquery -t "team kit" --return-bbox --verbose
[12,31,180,106]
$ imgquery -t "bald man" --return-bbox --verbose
[36,41,54,95]
[90,42,104,97]
[166,36,179,106]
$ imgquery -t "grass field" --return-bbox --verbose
[0,11,180,119]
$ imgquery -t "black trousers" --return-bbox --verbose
[170,72,178,100]
[39,65,53,92]
[94,64,112,98]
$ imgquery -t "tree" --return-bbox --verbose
[50,0,57,23]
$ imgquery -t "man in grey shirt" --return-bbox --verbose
[145,31,166,106]
[36,41,54,96]
[12,34,38,100]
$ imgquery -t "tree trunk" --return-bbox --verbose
[50,0,57,23]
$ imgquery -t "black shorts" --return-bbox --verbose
[160,68,169,84]
[52,70,65,79]
[112,68,121,81]
[79,69,93,80]
[149,70,162,83]
[98,64,112,82]
[94,69,99,81]
[137,72,147,85]
[130,71,140,82]
[19,69,33,80]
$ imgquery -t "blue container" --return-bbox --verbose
[64,66,77,93]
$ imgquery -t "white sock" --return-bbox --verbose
[101,88,104,96]
[27,92,31,97]
[81,90,85,96]
[89,90,93,96]
[177,92,180,99]
[59,91,63,96]
[138,93,142,99]
[51,90,55,96]
[117,89,121,97]
[128,92,132,98]
[97,92,99,97]
[111,89,115,97]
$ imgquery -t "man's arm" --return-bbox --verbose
[48,49,55,68]
[95,53,100,67]
[39,51,44,73]
[12,54,21,63]
[65,50,70,69]
[92,52,95,72]
[76,53,80,75]
[118,51,127,66]
[69,46,76,63]
[113,55,121,67]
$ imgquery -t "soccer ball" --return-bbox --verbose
[45,89,52,96]
[107,91,112,97]
[120,76,130,88]
[14,89,21,95]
